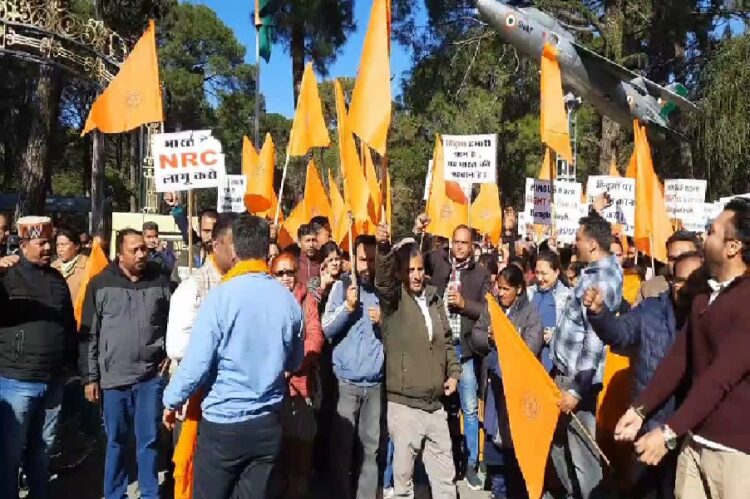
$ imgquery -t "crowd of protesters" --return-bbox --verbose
[0,192,748,499]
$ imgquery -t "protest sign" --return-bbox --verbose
[152,130,226,192]
[586,176,636,236]
[664,179,707,232]
[217,175,247,213]
[442,134,497,184]
[522,178,581,244]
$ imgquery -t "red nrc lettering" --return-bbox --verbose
[201,150,218,166]
[181,152,199,167]
[159,154,179,169]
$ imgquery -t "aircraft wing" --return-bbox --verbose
[571,41,697,112]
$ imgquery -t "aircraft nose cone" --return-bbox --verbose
[475,0,509,22]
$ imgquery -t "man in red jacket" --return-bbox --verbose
[614,197,750,499]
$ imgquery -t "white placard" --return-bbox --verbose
[442,134,497,184]
[522,179,581,244]
[423,160,434,201]
[586,175,636,236]
[664,179,707,232]
[153,130,226,193]
[704,202,723,229]
[217,175,247,213]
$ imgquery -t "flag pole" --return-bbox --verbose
[348,213,357,287]
[648,231,656,274]
[188,189,194,274]
[254,16,261,147]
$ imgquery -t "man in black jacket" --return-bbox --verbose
[79,228,171,499]
[0,216,75,499]
[415,216,490,490]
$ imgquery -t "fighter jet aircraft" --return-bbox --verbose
[475,0,697,139]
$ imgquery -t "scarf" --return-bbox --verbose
[172,257,268,499]
[445,255,471,341]
[221,259,269,283]
[59,255,80,279]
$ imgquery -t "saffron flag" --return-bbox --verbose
[82,21,163,136]
[363,147,382,224]
[243,134,275,213]
[328,171,349,246]
[303,160,331,221]
[470,183,502,245]
[288,62,330,156]
[487,295,561,499]
[334,79,370,222]
[425,135,468,240]
[540,43,573,163]
[348,0,392,155]
[278,201,307,249]
[172,391,203,499]
[629,121,672,263]
[537,147,556,181]
[73,241,109,330]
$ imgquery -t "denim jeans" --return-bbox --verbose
[194,413,282,499]
[383,438,394,488]
[102,375,165,499]
[485,441,528,499]
[456,345,479,469]
[331,380,383,499]
[0,376,64,499]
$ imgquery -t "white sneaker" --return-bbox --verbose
[383,486,395,498]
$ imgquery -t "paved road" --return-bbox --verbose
[38,437,491,498]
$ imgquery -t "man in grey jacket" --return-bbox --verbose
[79,228,171,499]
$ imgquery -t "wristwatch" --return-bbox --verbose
[663,424,678,450]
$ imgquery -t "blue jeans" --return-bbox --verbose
[457,345,479,469]
[102,375,165,499]
[0,376,64,499]
[383,438,394,488]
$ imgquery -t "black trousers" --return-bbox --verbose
[194,413,282,499]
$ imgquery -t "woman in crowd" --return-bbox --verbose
[471,265,543,499]
[307,241,343,313]
[268,252,324,499]
[52,228,88,303]
[527,251,572,372]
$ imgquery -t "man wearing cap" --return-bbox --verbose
[0,216,76,499]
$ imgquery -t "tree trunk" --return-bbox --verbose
[90,132,105,234]
[291,20,305,107]
[599,115,620,173]
[16,65,62,218]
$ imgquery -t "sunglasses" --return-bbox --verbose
[274,269,296,278]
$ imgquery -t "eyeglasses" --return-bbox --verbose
[274,270,296,278]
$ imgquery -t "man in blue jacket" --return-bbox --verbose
[583,251,706,498]
[322,234,384,499]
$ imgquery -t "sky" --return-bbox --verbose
[187,0,425,118]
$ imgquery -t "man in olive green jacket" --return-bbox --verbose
[375,225,461,499]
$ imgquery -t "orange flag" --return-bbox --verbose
[82,21,163,135]
[363,147,382,224]
[278,201,307,249]
[540,43,573,163]
[288,62,330,157]
[425,135,468,240]
[328,171,349,246]
[348,0,392,155]
[303,160,331,221]
[608,157,621,177]
[244,134,276,213]
[334,79,370,222]
[470,183,502,245]
[537,147,557,181]
[172,391,203,499]
[630,121,672,263]
[487,295,561,499]
[73,241,109,330]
